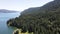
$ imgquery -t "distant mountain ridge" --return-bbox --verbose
[21,0,60,15]
[0,9,19,13]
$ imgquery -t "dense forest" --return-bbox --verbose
[7,0,60,34]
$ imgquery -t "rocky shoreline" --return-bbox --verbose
[13,29,33,34]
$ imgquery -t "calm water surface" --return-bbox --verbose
[0,13,20,34]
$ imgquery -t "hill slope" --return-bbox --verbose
[7,0,60,34]
[21,0,60,15]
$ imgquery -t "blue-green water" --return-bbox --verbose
[0,13,20,34]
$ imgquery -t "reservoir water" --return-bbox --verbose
[0,13,20,34]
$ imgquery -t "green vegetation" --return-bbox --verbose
[7,0,60,34]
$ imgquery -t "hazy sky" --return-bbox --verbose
[0,0,53,11]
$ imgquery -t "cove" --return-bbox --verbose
[0,13,20,34]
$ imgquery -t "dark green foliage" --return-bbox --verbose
[7,0,60,34]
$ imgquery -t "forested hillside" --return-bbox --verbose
[7,0,60,34]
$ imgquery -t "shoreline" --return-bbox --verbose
[13,29,33,34]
